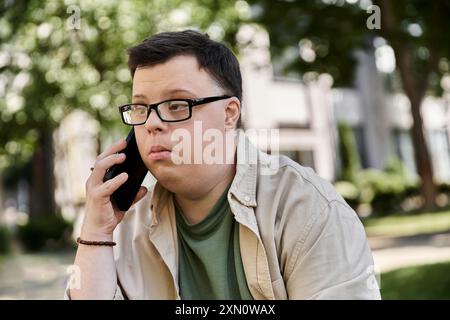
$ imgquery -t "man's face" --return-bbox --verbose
[132,55,240,196]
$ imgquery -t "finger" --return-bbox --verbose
[130,186,148,207]
[114,211,125,223]
[90,153,126,185]
[96,172,128,198]
[96,139,127,161]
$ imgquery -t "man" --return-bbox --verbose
[67,30,380,300]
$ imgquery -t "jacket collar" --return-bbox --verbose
[229,130,258,207]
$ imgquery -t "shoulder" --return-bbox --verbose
[256,151,363,249]
[256,152,370,277]
[257,151,350,210]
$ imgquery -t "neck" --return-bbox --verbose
[174,165,235,225]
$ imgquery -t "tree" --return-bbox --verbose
[0,0,245,218]
[245,0,450,208]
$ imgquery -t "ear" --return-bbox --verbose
[224,97,241,130]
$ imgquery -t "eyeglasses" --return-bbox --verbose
[118,95,232,126]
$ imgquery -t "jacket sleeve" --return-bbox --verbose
[285,200,381,300]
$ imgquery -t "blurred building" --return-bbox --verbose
[238,26,336,181]
[237,25,450,183]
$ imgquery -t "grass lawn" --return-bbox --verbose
[381,261,450,299]
[363,208,450,237]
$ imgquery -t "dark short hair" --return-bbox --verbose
[127,30,242,127]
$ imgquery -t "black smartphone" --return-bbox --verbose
[103,128,148,211]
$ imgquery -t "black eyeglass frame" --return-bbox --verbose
[118,94,233,125]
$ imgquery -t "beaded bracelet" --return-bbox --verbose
[76,237,116,246]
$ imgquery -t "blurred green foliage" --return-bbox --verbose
[358,159,418,214]
[246,0,450,92]
[0,225,12,254]
[364,209,450,238]
[17,215,73,252]
[336,121,421,215]
[246,0,369,86]
[381,261,450,300]
[337,122,361,183]
[335,159,419,216]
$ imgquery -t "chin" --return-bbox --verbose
[148,162,181,186]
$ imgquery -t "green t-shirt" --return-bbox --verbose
[174,184,253,300]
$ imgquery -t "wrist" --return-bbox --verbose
[80,227,113,242]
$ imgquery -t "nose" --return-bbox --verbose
[144,107,167,134]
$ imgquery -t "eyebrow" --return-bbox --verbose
[132,89,197,102]
[132,94,148,100]
[164,88,197,96]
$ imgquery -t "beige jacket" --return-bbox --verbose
[66,132,381,300]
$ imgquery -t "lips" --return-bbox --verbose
[149,145,172,160]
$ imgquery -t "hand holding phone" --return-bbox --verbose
[82,133,148,238]
[103,128,149,211]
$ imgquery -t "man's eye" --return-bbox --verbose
[131,106,147,114]
[168,103,188,111]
